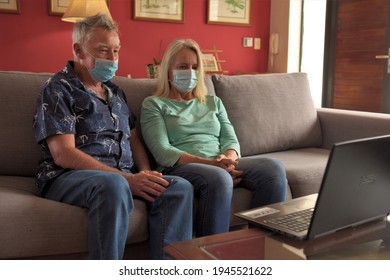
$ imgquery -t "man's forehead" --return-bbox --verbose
[88,30,120,46]
[90,28,118,38]
[95,42,121,48]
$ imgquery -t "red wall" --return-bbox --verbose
[0,0,270,78]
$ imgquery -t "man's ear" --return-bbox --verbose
[73,43,85,59]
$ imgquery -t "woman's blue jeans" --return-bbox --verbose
[147,175,193,259]
[44,170,193,260]
[236,157,287,208]
[164,157,287,237]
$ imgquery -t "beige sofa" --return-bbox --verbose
[1,70,389,259]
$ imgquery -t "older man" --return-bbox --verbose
[33,14,193,259]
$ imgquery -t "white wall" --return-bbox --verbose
[269,0,326,108]
[268,0,290,72]
[301,0,327,107]
[268,0,302,73]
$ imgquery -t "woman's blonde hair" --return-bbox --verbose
[154,39,207,102]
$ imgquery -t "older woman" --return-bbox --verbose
[141,38,287,237]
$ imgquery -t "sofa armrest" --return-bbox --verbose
[317,108,390,149]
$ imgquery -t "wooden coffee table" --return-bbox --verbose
[165,218,390,260]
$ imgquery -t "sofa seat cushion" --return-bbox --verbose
[250,148,330,198]
[212,73,323,156]
[0,176,148,259]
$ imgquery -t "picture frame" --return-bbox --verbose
[207,0,251,26]
[48,0,73,16]
[133,0,184,23]
[48,0,110,16]
[203,54,219,72]
[0,0,20,14]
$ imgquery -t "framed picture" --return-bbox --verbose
[133,0,184,23]
[48,0,73,15]
[203,54,219,72]
[207,0,251,26]
[0,0,20,14]
[48,0,110,16]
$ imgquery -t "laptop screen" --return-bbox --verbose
[308,135,390,239]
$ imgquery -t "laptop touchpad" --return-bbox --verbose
[282,197,316,211]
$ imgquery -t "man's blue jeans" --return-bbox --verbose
[164,157,287,237]
[44,170,193,260]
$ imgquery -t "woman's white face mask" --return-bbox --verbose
[171,69,198,93]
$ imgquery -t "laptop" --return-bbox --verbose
[235,135,390,240]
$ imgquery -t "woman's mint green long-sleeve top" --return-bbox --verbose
[140,95,241,170]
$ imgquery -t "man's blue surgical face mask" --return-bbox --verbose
[87,54,119,82]
[171,69,198,93]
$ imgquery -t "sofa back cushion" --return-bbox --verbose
[0,72,157,177]
[113,76,157,127]
[212,73,322,156]
[113,74,215,133]
[113,75,215,169]
[0,71,50,177]
[0,71,216,177]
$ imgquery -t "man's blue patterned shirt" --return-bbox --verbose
[33,61,135,194]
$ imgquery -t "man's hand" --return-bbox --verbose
[125,170,169,202]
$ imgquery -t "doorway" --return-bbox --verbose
[323,0,390,113]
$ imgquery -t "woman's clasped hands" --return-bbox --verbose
[215,154,243,186]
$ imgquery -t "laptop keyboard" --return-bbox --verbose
[265,208,314,232]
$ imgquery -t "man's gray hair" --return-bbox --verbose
[72,13,118,49]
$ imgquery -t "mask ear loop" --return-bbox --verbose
[73,45,96,79]
[73,43,85,59]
